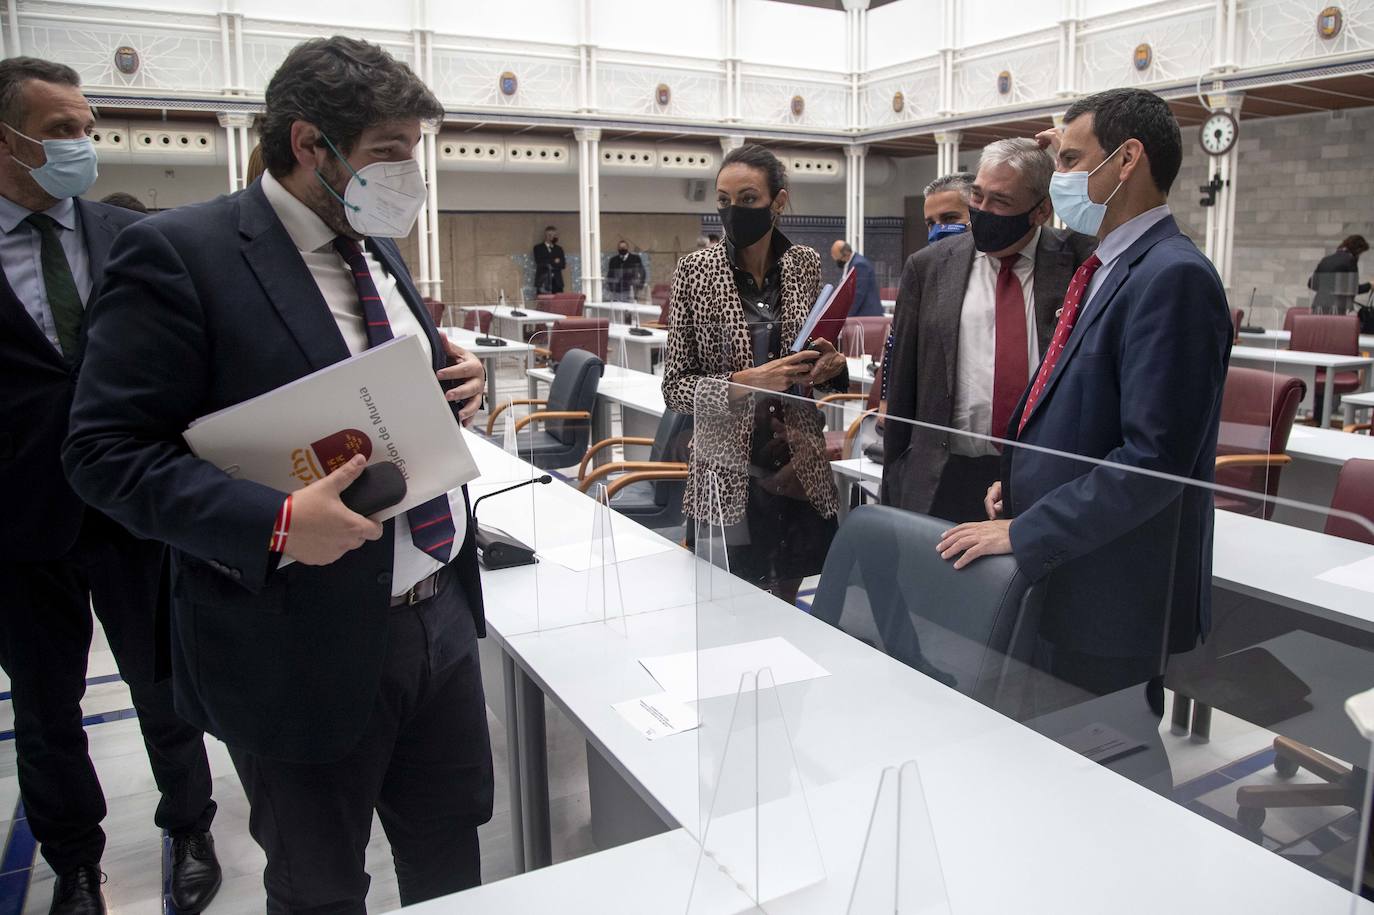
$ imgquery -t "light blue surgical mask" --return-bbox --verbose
[4,124,98,199]
[927,222,968,245]
[1048,142,1126,236]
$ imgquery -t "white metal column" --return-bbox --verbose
[575,127,602,302]
[6,0,20,57]
[934,130,961,177]
[845,145,867,254]
[216,112,252,192]
[424,125,441,302]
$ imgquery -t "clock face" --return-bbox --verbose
[1200,113,1238,156]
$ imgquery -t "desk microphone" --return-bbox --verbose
[475,336,506,347]
[473,475,553,569]
[510,310,527,317]
[1239,286,1266,334]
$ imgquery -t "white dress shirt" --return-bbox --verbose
[1082,204,1172,310]
[261,172,463,595]
[952,227,1043,456]
[0,193,91,350]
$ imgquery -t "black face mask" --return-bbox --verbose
[618,248,629,256]
[968,201,1041,253]
[718,204,775,249]
[835,259,848,270]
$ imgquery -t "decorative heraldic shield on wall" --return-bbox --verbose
[114,46,140,76]
[499,71,518,96]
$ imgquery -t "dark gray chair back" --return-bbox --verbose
[810,505,1043,717]
[545,348,603,445]
[649,410,693,508]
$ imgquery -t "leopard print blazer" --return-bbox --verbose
[661,240,840,526]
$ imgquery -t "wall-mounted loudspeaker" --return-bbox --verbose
[685,179,707,202]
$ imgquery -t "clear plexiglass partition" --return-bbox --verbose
[686,374,1374,914]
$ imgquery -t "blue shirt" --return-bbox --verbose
[0,194,92,350]
[1082,204,1171,310]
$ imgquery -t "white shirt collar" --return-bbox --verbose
[0,193,76,234]
[1094,204,1171,268]
[261,170,336,254]
[974,225,1041,266]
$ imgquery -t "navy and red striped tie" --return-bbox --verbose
[333,236,456,562]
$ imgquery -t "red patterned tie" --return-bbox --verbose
[991,255,1029,445]
[1017,254,1103,436]
[333,237,457,562]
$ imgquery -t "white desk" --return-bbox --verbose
[1239,329,1374,352]
[1342,390,1374,426]
[1228,345,1374,419]
[607,323,668,374]
[526,364,665,464]
[585,301,661,324]
[444,435,1374,913]
[1273,426,1374,528]
[485,305,564,341]
[881,298,896,314]
[442,327,533,408]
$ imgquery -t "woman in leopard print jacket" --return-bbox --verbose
[662,144,849,603]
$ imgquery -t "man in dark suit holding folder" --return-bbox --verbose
[64,38,493,912]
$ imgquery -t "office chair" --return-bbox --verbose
[485,348,603,470]
[534,318,610,366]
[879,286,899,301]
[1231,308,1243,343]
[1290,314,1362,423]
[1325,459,1374,545]
[1282,306,1311,334]
[536,292,587,317]
[820,364,883,461]
[460,308,493,334]
[576,410,693,536]
[422,297,445,325]
[810,505,1044,718]
[840,317,890,361]
[1214,366,1305,519]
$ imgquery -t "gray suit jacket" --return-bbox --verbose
[881,227,1097,513]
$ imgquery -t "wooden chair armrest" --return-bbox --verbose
[578,460,689,492]
[1214,453,1293,469]
[1345,422,1371,434]
[818,392,869,405]
[513,410,592,434]
[577,436,657,480]
[534,347,552,359]
[485,399,547,434]
[605,468,691,500]
[842,409,880,457]
[641,322,666,330]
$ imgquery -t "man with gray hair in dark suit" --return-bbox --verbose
[883,138,1097,523]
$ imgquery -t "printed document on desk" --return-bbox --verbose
[184,335,477,522]
[639,636,830,702]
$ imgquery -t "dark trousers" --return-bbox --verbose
[229,573,494,914]
[928,454,1002,524]
[0,513,215,874]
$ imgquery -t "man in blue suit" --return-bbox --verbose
[831,239,884,316]
[0,57,221,914]
[936,88,1232,699]
[64,39,493,912]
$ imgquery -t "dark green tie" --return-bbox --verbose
[26,212,83,361]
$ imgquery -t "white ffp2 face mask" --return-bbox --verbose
[315,135,427,238]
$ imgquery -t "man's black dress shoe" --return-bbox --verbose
[170,832,222,914]
[50,864,104,915]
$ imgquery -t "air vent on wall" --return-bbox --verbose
[656,146,716,176]
[787,154,843,183]
[90,123,132,163]
[601,144,656,172]
[132,129,215,156]
[439,140,502,162]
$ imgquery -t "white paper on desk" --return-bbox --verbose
[639,637,830,703]
[1316,555,1374,594]
[538,530,675,571]
[1058,723,1148,766]
[612,692,700,741]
